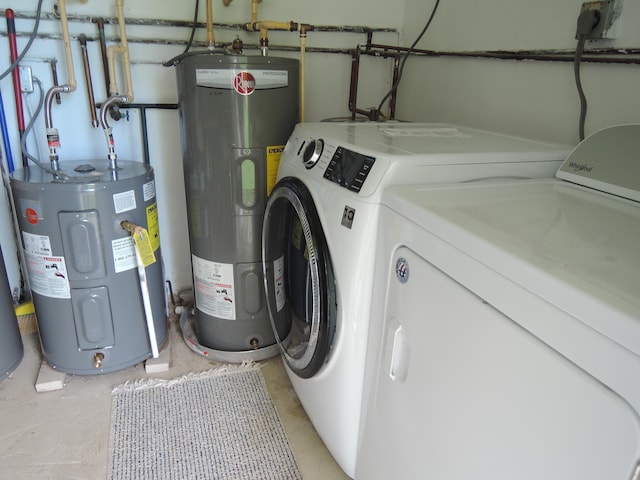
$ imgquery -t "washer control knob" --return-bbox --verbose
[302,138,324,169]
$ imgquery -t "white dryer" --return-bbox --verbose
[356,124,640,479]
[261,121,571,478]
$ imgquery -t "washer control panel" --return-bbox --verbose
[294,136,377,194]
[323,146,376,193]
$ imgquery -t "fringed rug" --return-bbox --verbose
[108,362,302,480]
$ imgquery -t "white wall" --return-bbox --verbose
[8,0,634,301]
[397,0,640,145]
[0,0,403,296]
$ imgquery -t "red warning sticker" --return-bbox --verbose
[26,207,39,225]
[233,71,256,95]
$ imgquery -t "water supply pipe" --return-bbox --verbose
[107,0,134,102]
[225,0,310,118]
[92,18,111,98]
[206,0,216,50]
[99,0,134,170]
[299,24,312,123]
[78,34,99,127]
[50,59,61,104]
[43,0,76,173]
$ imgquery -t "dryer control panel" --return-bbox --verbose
[323,146,376,193]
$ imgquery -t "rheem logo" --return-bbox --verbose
[233,72,256,95]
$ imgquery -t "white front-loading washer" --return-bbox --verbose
[261,121,571,478]
[356,124,640,479]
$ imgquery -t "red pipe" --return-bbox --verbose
[5,9,27,167]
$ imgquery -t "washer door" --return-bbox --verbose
[262,177,337,378]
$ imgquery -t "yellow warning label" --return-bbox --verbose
[133,228,157,267]
[146,202,161,251]
[266,145,285,196]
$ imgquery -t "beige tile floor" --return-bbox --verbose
[0,315,350,480]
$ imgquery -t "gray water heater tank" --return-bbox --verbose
[176,53,299,355]
[0,245,23,379]
[10,160,167,374]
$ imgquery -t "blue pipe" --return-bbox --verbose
[0,90,15,173]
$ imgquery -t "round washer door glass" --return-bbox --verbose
[262,177,336,378]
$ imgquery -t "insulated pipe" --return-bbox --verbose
[107,0,134,101]
[43,0,77,172]
[206,0,215,50]
[250,0,262,25]
[58,1,76,93]
[100,0,134,170]
[248,21,298,56]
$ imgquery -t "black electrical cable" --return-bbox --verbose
[183,0,200,55]
[376,0,441,118]
[0,0,45,81]
[162,0,202,67]
[574,8,600,141]
[574,36,588,141]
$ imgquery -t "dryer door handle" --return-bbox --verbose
[389,324,409,382]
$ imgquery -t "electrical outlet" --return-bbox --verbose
[577,0,621,39]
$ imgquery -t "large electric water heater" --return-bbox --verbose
[176,53,299,356]
[10,161,167,374]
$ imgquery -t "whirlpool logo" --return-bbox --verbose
[568,161,594,172]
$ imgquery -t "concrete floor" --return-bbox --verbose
[0,316,350,480]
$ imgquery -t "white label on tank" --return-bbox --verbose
[25,253,70,299]
[22,231,52,255]
[192,255,236,320]
[196,68,289,90]
[274,255,286,312]
[113,189,137,214]
[143,180,156,202]
[112,236,137,273]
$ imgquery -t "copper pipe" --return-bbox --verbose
[92,18,111,98]
[78,34,98,127]
[206,0,215,49]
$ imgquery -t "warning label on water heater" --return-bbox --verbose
[192,255,236,320]
[266,145,285,196]
[22,233,70,299]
